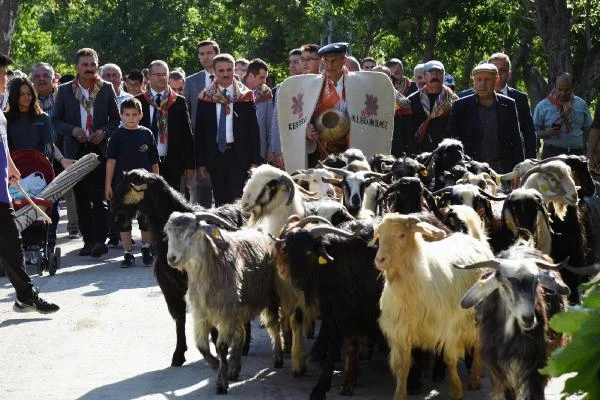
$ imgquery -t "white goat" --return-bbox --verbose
[372,213,494,400]
[164,211,282,394]
[520,160,579,220]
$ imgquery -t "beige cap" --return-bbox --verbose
[472,63,498,76]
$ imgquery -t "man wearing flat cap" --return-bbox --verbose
[305,42,351,165]
[393,60,458,156]
[277,42,396,172]
[446,63,524,173]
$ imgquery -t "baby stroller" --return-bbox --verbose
[10,149,61,276]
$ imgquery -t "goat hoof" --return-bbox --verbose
[309,387,327,400]
[339,384,354,396]
[292,366,306,377]
[216,384,229,395]
[171,353,185,367]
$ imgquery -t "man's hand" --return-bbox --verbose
[89,129,106,145]
[105,186,113,202]
[8,163,21,184]
[183,169,194,180]
[306,123,318,140]
[198,166,209,179]
[72,127,88,143]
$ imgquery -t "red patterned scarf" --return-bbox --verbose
[143,88,177,144]
[253,83,273,104]
[415,85,458,144]
[198,79,254,113]
[72,75,102,137]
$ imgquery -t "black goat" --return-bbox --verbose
[278,218,383,400]
[458,241,569,400]
[112,169,247,367]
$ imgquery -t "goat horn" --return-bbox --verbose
[297,185,320,198]
[563,263,600,275]
[520,166,543,185]
[194,212,240,231]
[130,182,148,192]
[307,224,356,239]
[267,232,284,243]
[431,187,454,196]
[535,256,570,270]
[478,188,506,201]
[362,171,386,180]
[453,259,501,270]
[296,216,333,229]
[279,174,296,205]
[322,165,351,177]
[496,170,519,181]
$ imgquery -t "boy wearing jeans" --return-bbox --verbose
[105,98,159,267]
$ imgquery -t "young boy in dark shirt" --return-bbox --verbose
[105,97,159,267]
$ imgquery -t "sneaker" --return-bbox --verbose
[121,252,135,268]
[78,243,93,256]
[106,238,120,248]
[91,243,109,258]
[68,231,80,239]
[141,246,154,266]
[14,290,59,314]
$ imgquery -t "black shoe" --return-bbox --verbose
[121,252,135,268]
[106,238,120,248]
[141,246,154,266]
[79,243,93,256]
[14,290,59,314]
[91,243,108,258]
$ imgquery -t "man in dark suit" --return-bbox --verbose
[53,48,120,257]
[446,63,524,174]
[136,60,195,191]
[196,53,261,206]
[183,39,220,207]
[458,53,536,158]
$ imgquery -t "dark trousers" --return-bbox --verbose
[0,203,34,301]
[208,145,248,206]
[74,148,108,245]
[542,143,584,159]
[158,160,183,194]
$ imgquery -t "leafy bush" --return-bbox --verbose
[541,273,600,399]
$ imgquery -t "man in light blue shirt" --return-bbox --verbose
[533,73,592,158]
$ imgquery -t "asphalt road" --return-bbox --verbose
[0,205,579,400]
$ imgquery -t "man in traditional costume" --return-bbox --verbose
[277,42,396,172]
[136,60,195,192]
[52,48,120,257]
[195,54,261,206]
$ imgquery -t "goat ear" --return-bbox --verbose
[129,182,148,192]
[318,246,334,264]
[413,222,446,241]
[503,206,517,233]
[206,226,230,251]
[538,270,570,295]
[460,273,500,309]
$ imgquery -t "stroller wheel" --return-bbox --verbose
[55,247,62,270]
[48,252,58,276]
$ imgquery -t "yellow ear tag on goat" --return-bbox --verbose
[420,170,428,177]
[540,183,549,193]
[318,256,328,265]
[212,228,221,239]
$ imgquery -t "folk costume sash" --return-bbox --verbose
[253,83,273,104]
[547,89,573,133]
[397,76,412,96]
[143,88,177,144]
[313,68,350,159]
[395,90,411,116]
[199,79,254,111]
[415,85,457,144]
[72,75,102,138]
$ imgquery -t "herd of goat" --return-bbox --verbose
[112,138,600,400]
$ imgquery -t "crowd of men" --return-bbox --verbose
[1,39,600,313]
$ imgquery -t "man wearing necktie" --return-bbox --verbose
[196,53,261,206]
[184,39,221,207]
[135,60,194,191]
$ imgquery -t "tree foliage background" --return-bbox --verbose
[4,0,600,107]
